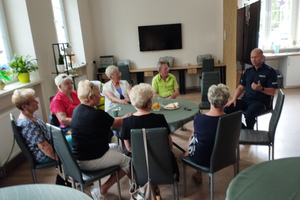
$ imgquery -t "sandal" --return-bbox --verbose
[193,174,203,184]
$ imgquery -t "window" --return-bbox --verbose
[248,0,299,50]
[0,0,12,65]
[51,0,68,43]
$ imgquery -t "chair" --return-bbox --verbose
[117,64,132,86]
[131,127,179,200]
[254,95,274,130]
[239,89,285,160]
[199,58,215,86]
[46,123,122,199]
[10,113,56,183]
[181,111,243,200]
[49,95,60,127]
[198,71,220,112]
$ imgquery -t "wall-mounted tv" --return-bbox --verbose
[138,23,182,52]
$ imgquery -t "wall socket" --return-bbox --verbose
[0,167,6,177]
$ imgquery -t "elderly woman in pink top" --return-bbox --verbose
[50,73,80,135]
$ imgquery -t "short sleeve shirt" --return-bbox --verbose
[17,115,52,162]
[241,63,277,102]
[152,73,179,98]
[50,91,80,127]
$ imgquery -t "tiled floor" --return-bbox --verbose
[0,88,299,200]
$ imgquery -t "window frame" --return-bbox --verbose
[0,0,12,65]
[52,0,69,44]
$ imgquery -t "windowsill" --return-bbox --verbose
[0,78,43,98]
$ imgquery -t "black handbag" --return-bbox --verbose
[55,173,72,187]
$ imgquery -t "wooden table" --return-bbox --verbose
[0,184,92,200]
[97,63,226,94]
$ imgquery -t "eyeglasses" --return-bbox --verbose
[111,72,122,77]
[90,82,94,89]
[62,75,67,79]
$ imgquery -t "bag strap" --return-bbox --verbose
[142,128,151,181]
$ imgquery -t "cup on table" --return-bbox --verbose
[112,107,120,117]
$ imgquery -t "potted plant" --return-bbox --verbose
[0,64,12,90]
[57,54,65,72]
[9,54,38,83]
[65,43,72,55]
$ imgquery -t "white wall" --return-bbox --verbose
[88,0,223,87]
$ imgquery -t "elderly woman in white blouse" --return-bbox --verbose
[103,65,131,112]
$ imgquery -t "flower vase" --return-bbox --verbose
[18,72,30,83]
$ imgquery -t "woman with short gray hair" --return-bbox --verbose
[50,73,80,135]
[103,65,131,112]
[185,83,230,184]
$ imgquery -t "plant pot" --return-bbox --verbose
[18,72,30,83]
[0,80,5,90]
[57,64,65,72]
[65,48,72,55]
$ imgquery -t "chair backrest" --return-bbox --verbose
[202,58,215,72]
[117,64,132,86]
[131,127,174,186]
[201,71,220,102]
[46,123,83,183]
[268,89,285,142]
[49,95,60,127]
[10,113,37,167]
[210,111,243,173]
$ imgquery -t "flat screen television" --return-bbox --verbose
[138,23,182,52]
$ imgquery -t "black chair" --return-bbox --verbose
[199,58,215,86]
[254,95,274,130]
[10,113,56,183]
[46,123,122,199]
[49,95,60,127]
[131,127,179,200]
[198,71,220,112]
[239,89,285,160]
[117,64,132,86]
[181,111,242,200]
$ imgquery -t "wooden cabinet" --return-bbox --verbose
[279,56,300,88]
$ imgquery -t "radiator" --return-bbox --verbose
[0,98,42,167]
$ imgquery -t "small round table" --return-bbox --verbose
[226,157,300,200]
[0,184,92,200]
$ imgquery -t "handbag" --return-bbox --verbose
[55,173,72,187]
[129,129,156,200]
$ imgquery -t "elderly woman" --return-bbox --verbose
[121,83,179,199]
[103,65,131,112]
[11,88,59,163]
[71,80,131,200]
[185,83,230,183]
[50,73,80,135]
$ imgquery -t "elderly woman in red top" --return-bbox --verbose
[50,73,80,135]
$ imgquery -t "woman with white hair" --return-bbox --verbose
[121,83,179,199]
[71,80,132,200]
[185,83,230,184]
[50,73,80,135]
[103,65,131,112]
[11,88,59,163]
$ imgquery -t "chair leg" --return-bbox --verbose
[175,181,179,200]
[237,145,240,173]
[171,184,175,200]
[183,164,187,197]
[31,169,37,183]
[209,174,214,200]
[115,171,122,200]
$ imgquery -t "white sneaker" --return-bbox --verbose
[91,187,107,200]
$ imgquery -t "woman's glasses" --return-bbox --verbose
[111,72,122,77]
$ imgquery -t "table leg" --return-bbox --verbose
[178,70,186,94]
[173,142,185,152]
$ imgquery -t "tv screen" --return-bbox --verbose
[138,23,182,52]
